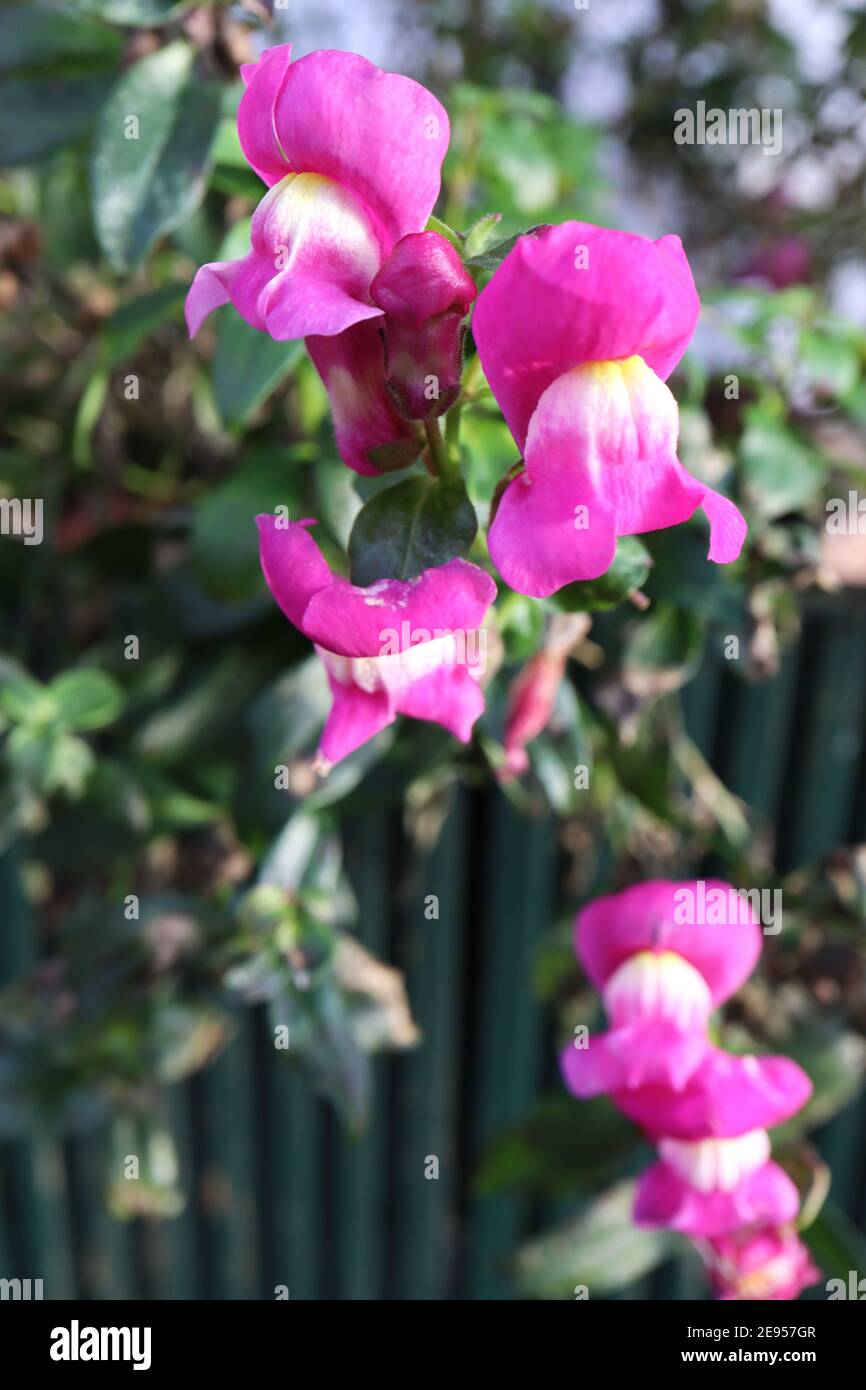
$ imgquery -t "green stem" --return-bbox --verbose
[424,417,455,479]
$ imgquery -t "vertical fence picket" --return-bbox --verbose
[463,799,554,1298]
[382,793,469,1299]
[335,812,392,1299]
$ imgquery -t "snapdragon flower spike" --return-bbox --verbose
[560,881,762,1096]
[472,223,747,597]
[633,1129,800,1238]
[370,231,477,420]
[702,1227,820,1301]
[257,516,495,767]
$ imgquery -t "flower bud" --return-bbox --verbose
[371,231,476,421]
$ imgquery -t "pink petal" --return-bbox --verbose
[708,1228,821,1300]
[395,663,485,742]
[318,671,394,766]
[614,1049,813,1140]
[473,222,700,450]
[577,880,763,1007]
[301,560,496,658]
[256,516,333,628]
[560,1022,709,1097]
[306,322,420,476]
[634,1159,800,1237]
[187,173,384,341]
[488,468,618,599]
[251,173,383,340]
[237,44,294,186]
[488,356,746,597]
[185,253,274,337]
[271,50,449,252]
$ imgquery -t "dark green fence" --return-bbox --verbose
[2,597,866,1299]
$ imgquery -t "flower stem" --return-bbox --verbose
[424,417,453,478]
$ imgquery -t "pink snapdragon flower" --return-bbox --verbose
[560,878,814,1289]
[185,46,473,473]
[472,223,747,597]
[257,516,495,768]
[186,45,448,342]
[633,1129,801,1237]
[560,881,763,1095]
[702,1227,820,1300]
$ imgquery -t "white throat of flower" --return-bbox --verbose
[658,1130,771,1193]
[255,171,381,286]
[318,632,464,696]
[602,949,712,1030]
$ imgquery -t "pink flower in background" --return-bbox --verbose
[560,880,762,1095]
[473,223,747,597]
[737,236,812,290]
[703,1227,821,1301]
[633,1129,800,1237]
[559,877,815,1294]
[257,516,495,768]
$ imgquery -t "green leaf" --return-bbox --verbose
[349,475,478,585]
[739,413,823,520]
[48,670,126,731]
[513,1182,675,1298]
[7,726,95,796]
[424,214,463,253]
[800,331,860,399]
[805,1203,866,1285]
[269,981,371,1135]
[72,369,109,468]
[552,537,652,613]
[211,309,304,431]
[460,411,519,506]
[91,42,222,270]
[462,211,503,258]
[7,724,52,786]
[190,451,301,600]
[0,662,46,723]
[0,73,114,163]
[528,682,592,816]
[465,225,544,272]
[497,592,546,660]
[99,283,186,370]
[0,5,120,73]
[249,660,332,778]
[774,1027,866,1143]
[475,1093,641,1199]
[623,604,705,697]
